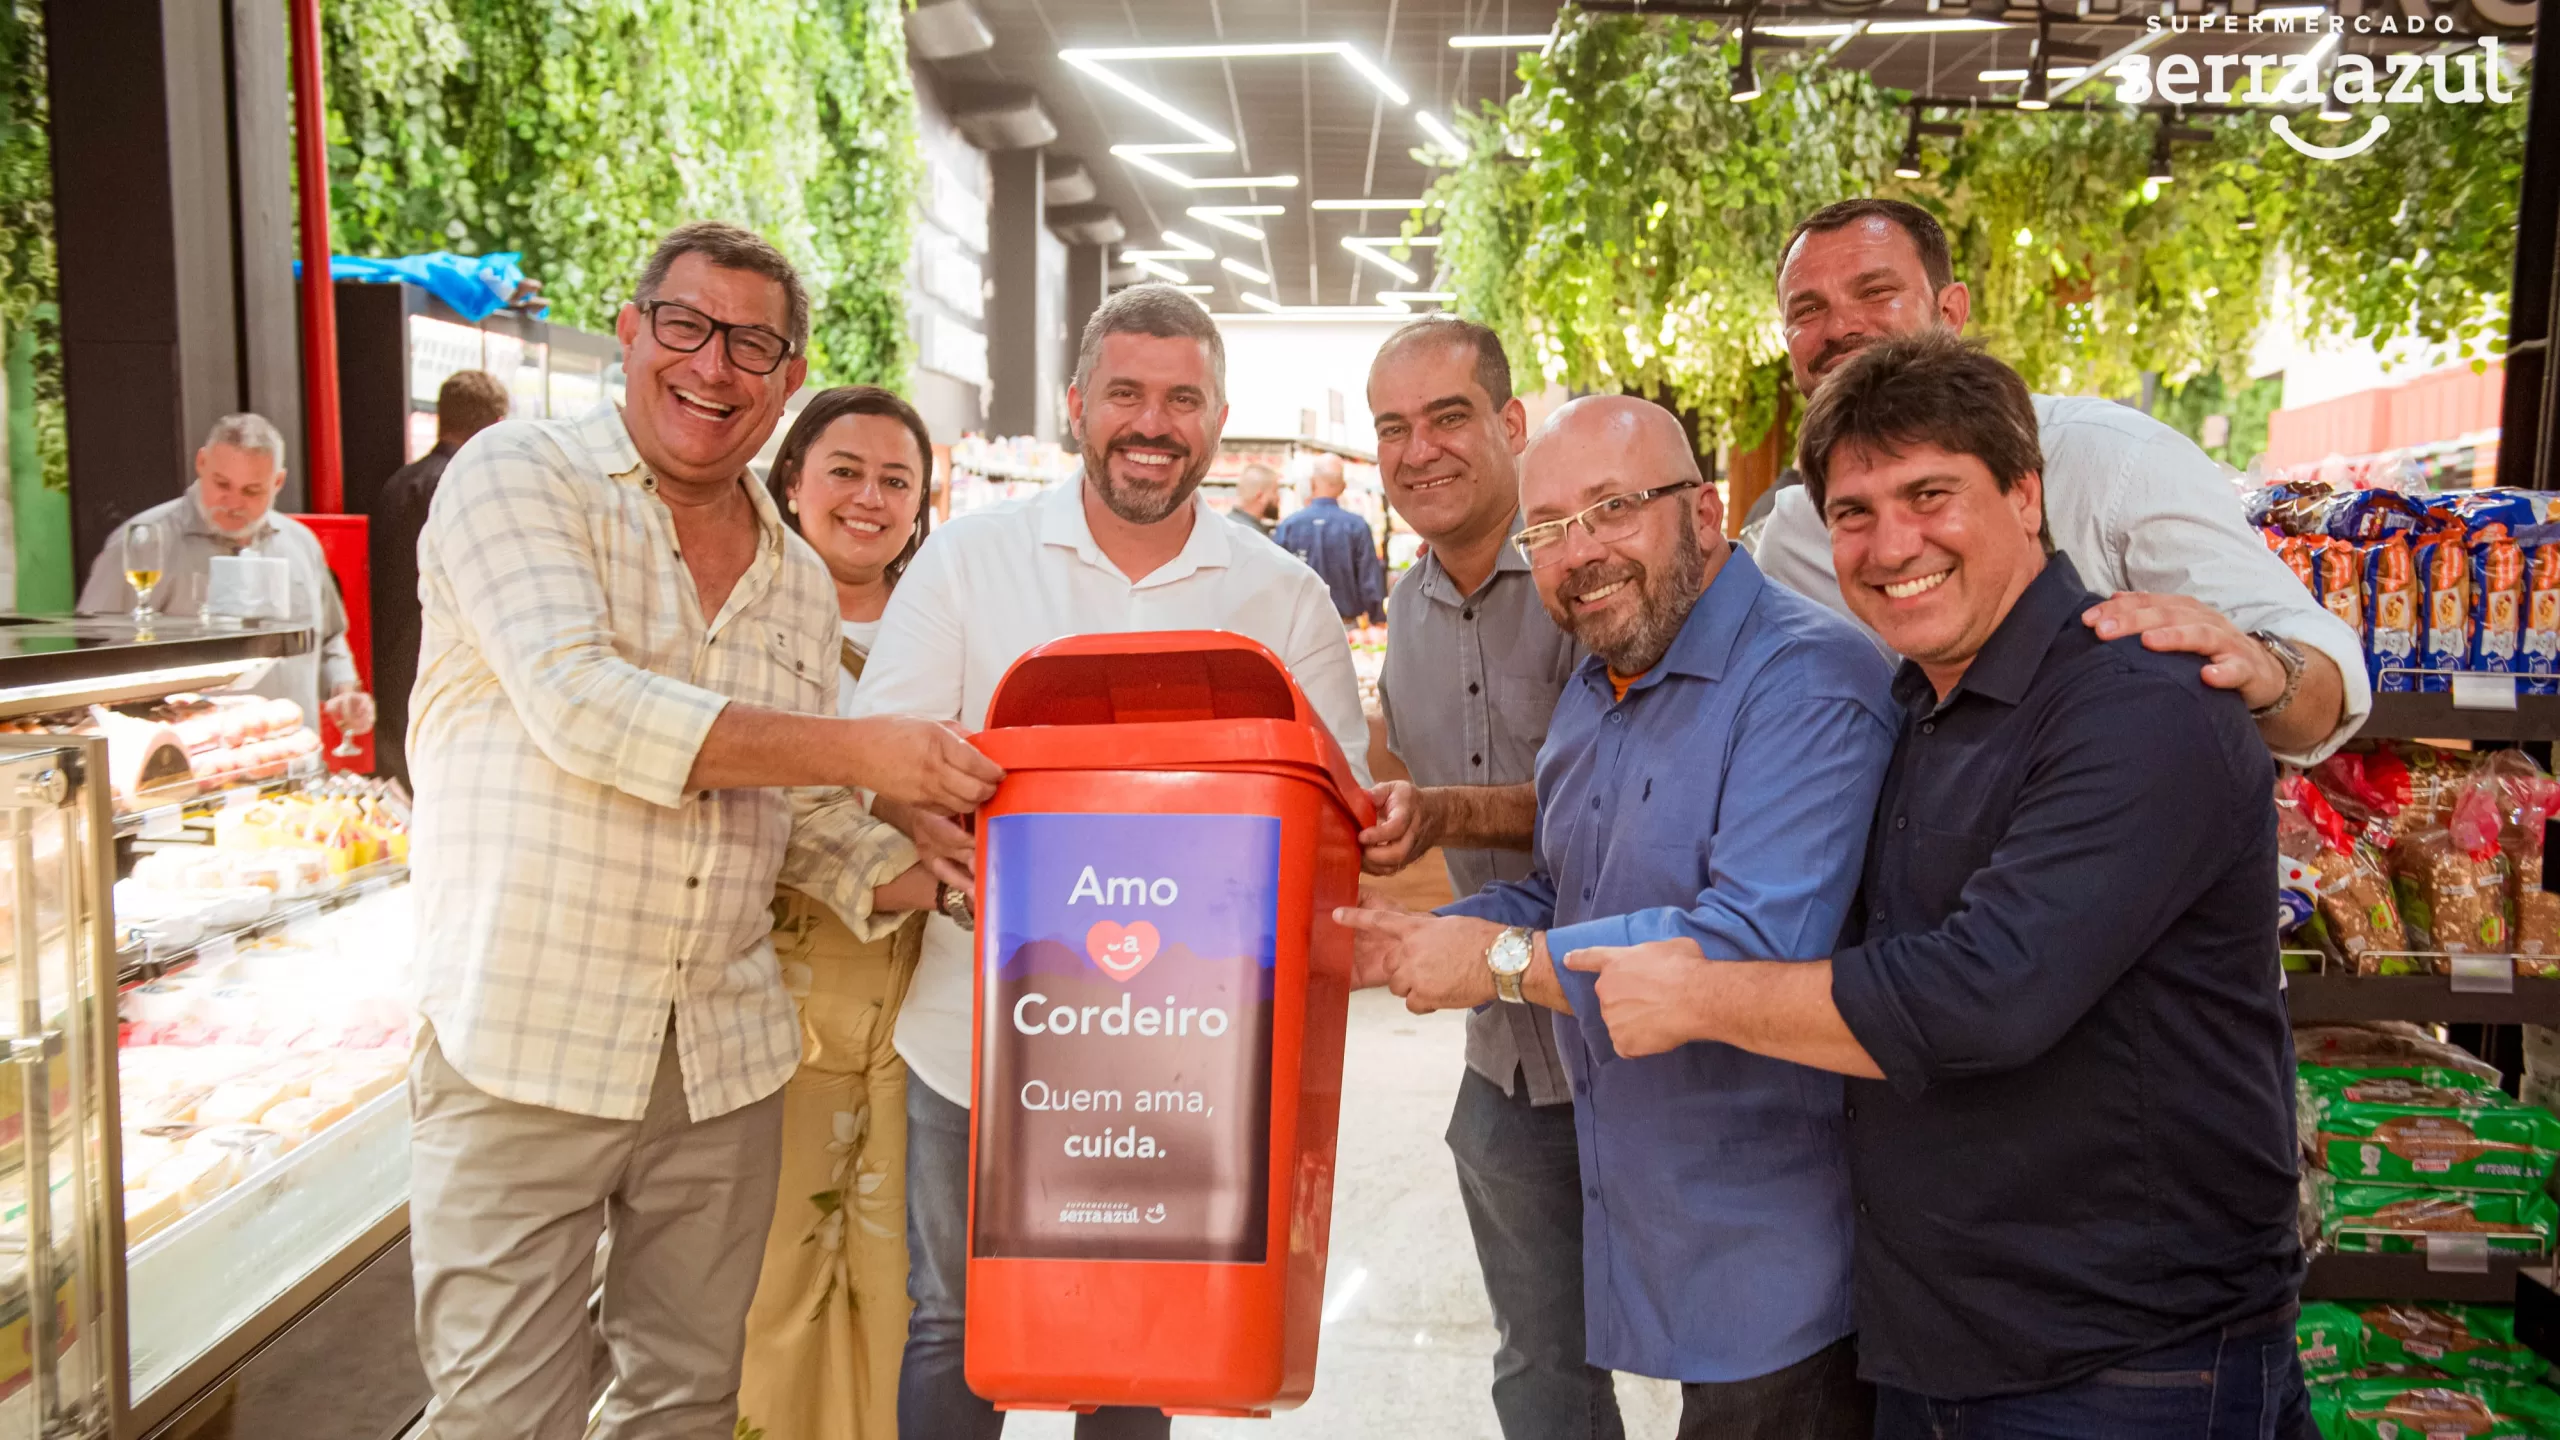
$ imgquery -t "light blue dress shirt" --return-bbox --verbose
[1444,547,1897,1384]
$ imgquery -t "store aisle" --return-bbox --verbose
[1007,987,1681,1439]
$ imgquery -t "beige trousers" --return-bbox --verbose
[408,1022,786,1440]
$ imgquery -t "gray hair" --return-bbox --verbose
[203,413,287,467]
[635,220,810,352]
[1075,284,1225,403]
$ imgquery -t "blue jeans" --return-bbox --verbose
[900,1079,1170,1440]
[1447,1067,1626,1440]
[1874,1305,2310,1440]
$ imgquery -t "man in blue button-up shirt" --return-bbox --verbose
[1274,456,1387,624]
[1342,395,1895,1432]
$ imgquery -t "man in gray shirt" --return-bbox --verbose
[80,412,376,742]
[1362,316,1612,1439]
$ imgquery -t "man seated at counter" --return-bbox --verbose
[79,412,377,744]
[1569,333,2306,1434]
[1338,394,1896,1435]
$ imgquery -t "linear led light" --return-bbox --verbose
[1174,285,1215,295]
[1341,234,1441,284]
[1221,256,1273,284]
[1377,291,1457,307]
[1121,231,1215,263]
[1240,292,1283,313]
[1126,258,1193,284]
[2260,5,2328,19]
[1312,198,1437,210]
[1415,111,1469,159]
[1449,34,1551,47]
[1062,42,1410,108]
[1114,145,1299,189]
[1979,66,2087,81]
[1189,204,1284,239]
[2050,28,2163,101]
[1759,18,2009,35]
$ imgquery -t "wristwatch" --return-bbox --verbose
[935,881,976,932]
[2248,631,2307,722]
[1485,927,1535,1005]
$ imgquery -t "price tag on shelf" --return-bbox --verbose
[2450,954,2516,995]
[2452,674,2520,711]
[355,875,391,899]
[135,806,186,840]
[198,934,236,970]
[2426,1233,2492,1273]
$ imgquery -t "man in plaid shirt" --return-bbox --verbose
[406,221,1001,1440]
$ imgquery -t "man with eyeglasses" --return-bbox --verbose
[1340,394,1895,1435]
[405,220,1000,1440]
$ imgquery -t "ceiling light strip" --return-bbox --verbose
[1415,111,1469,159]
[1449,34,1553,47]
[1221,256,1274,284]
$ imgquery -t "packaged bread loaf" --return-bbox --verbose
[2284,777,2411,970]
[2390,785,2510,959]
[2317,1177,2559,1254]
[2294,1023,2504,1083]
[2353,1303,2547,1383]
[2306,1089,2560,1191]
[2296,1301,2365,1381]
[2324,1379,2560,1440]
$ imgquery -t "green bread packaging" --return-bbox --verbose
[2318,1178,2560,1254]
[2306,1084,2560,1192]
[2297,1301,2365,1380]
[2353,1303,2549,1382]
[2325,1378,2560,1440]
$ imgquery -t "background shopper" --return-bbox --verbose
[735,384,938,1440]
[1275,453,1387,625]
[1574,334,2304,1434]
[1229,461,1282,539]
[1753,197,2367,766]
[404,221,996,1440]
[373,368,510,785]
[853,284,1368,1440]
[80,412,378,743]
[1357,315,1608,1440]
[1343,395,1895,1439]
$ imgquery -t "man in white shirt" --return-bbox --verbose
[1755,199,2366,765]
[856,284,1367,1439]
[407,221,999,1440]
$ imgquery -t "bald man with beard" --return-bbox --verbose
[1340,397,1896,1436]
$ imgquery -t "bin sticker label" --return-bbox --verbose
[974,811,1279,1264]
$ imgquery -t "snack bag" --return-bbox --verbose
[2474,529,2527,675]
[2520,523,2560,695]
[2286,777,2411,969]
[2293,1024,2505,1084]
[2298,1065,2504,1102]
[2415,531,2475,693]
[2391,783,2509,959]
[2367,535,2420,692]
[2425,488,2546,536]
[2327,1379,2548,1440]
[2306,1088,2560,1191]
[2318,1178,2559,1254]
[2325,489,2431,543]
[2297,1301,2365,1381]
[2308,538,2368,651]
[2353,1304,2548,1383]
[2473,750,2560,972]
[2279,534,2318,595]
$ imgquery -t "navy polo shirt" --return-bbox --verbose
[1829,554,2301,1400]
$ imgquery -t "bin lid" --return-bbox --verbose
[977,630,1373,827]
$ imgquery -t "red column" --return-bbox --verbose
[288,0,344,513]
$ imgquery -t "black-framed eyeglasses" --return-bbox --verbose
[641,300,795,375]
[1513,480,1704,567]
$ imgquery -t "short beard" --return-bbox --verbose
[1085,434,1212,526]
[1551,514,1709,676]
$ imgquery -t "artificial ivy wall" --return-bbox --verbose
[323,0,924,387]
[1426,6,2530,454]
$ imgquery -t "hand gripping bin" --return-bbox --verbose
[964,631,1374,1418]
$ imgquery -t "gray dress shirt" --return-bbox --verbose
[79,487,360,727]
[1378,533,1581,1105]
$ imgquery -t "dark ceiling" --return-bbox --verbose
[921,0,2529,315]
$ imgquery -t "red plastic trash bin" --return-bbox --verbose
[964,630,1375,1418]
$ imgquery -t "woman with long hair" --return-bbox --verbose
[736,385,937,1440]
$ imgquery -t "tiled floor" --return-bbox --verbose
[1006,985,1682,1439]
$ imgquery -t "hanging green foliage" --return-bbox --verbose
[0,0,61,496]
[1426,3,2532,446]
[320,0,922,388]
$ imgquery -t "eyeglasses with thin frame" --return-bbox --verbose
[640,300,795,375]
[1513,480,1704,567]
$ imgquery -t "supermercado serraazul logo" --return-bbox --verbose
[2108,14,2521,161]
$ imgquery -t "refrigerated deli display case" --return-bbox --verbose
[0,616,419,1440]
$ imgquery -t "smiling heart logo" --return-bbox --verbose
[1085,920,1162,983]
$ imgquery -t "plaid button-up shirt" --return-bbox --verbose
[411,403,917,1122]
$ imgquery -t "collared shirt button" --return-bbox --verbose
[1894,815,1908,831]
[1858,1202,1870,1216]
[1921,721,1935,735]
[1582,886,1594,900]
[1586,1186,1600,1201]
[685,875,702,889]
[1590,796,1600,810]
[1463,607,1475,621]
[1468,682,1480,695]
[1472,754,1483,766]
[1845,1103,1857,1120]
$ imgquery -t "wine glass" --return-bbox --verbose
[331,704,363,760]
[123,520,167,627]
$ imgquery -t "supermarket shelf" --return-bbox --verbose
[114,758,326,838]
[2302,1250,2546,1304]
[2360,690,2560,741]
[118,862,409,985]
[2284,971,2560,1025]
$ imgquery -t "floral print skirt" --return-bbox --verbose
[736,889,924,1440]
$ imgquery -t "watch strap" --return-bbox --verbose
[2247,631,2306,721]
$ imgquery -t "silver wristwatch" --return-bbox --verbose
[2248,631,2307,721]
[1486,927,1535,1005]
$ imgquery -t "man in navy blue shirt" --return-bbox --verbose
[1274,455,1386,624]
[1342,394,1896,1435]
[1571,333,2304,1434]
